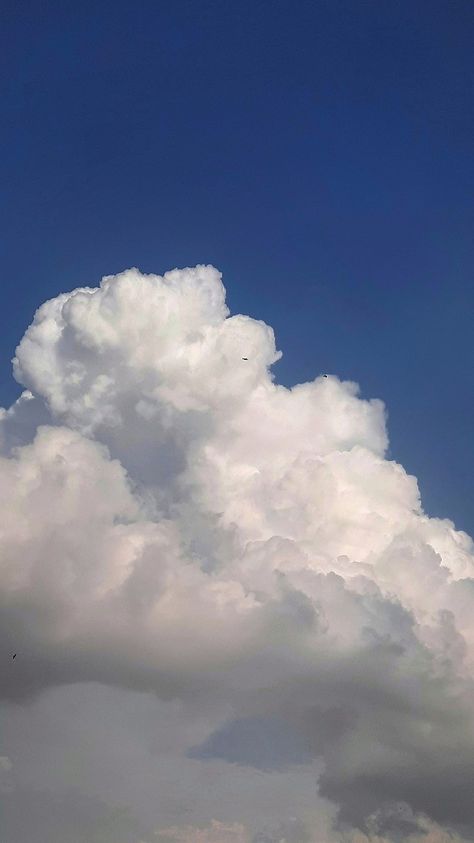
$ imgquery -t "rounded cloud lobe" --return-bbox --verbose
[2,265,474,841]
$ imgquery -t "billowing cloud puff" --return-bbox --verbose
[2,265,474,841]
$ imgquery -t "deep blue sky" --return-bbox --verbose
[1,0,473,534]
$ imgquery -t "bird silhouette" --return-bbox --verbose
[12,654,16,660]
[242,357,248,360]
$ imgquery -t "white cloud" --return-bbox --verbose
[2,265,474,840]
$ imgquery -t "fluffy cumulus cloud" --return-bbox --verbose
[1,265,474,842]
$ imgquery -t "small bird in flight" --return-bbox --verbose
[323,374,328,378]
[242,357,248,360]
[12,654,16,660]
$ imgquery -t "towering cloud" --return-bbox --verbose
[1,266,474,842]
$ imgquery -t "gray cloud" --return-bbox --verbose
[0,787,149,843]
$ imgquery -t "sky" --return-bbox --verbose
[1,2,474,842]
[1,0,473,535]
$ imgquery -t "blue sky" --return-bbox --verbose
[1,0,473,535]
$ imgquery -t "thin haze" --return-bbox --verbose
[1,265,474,842]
